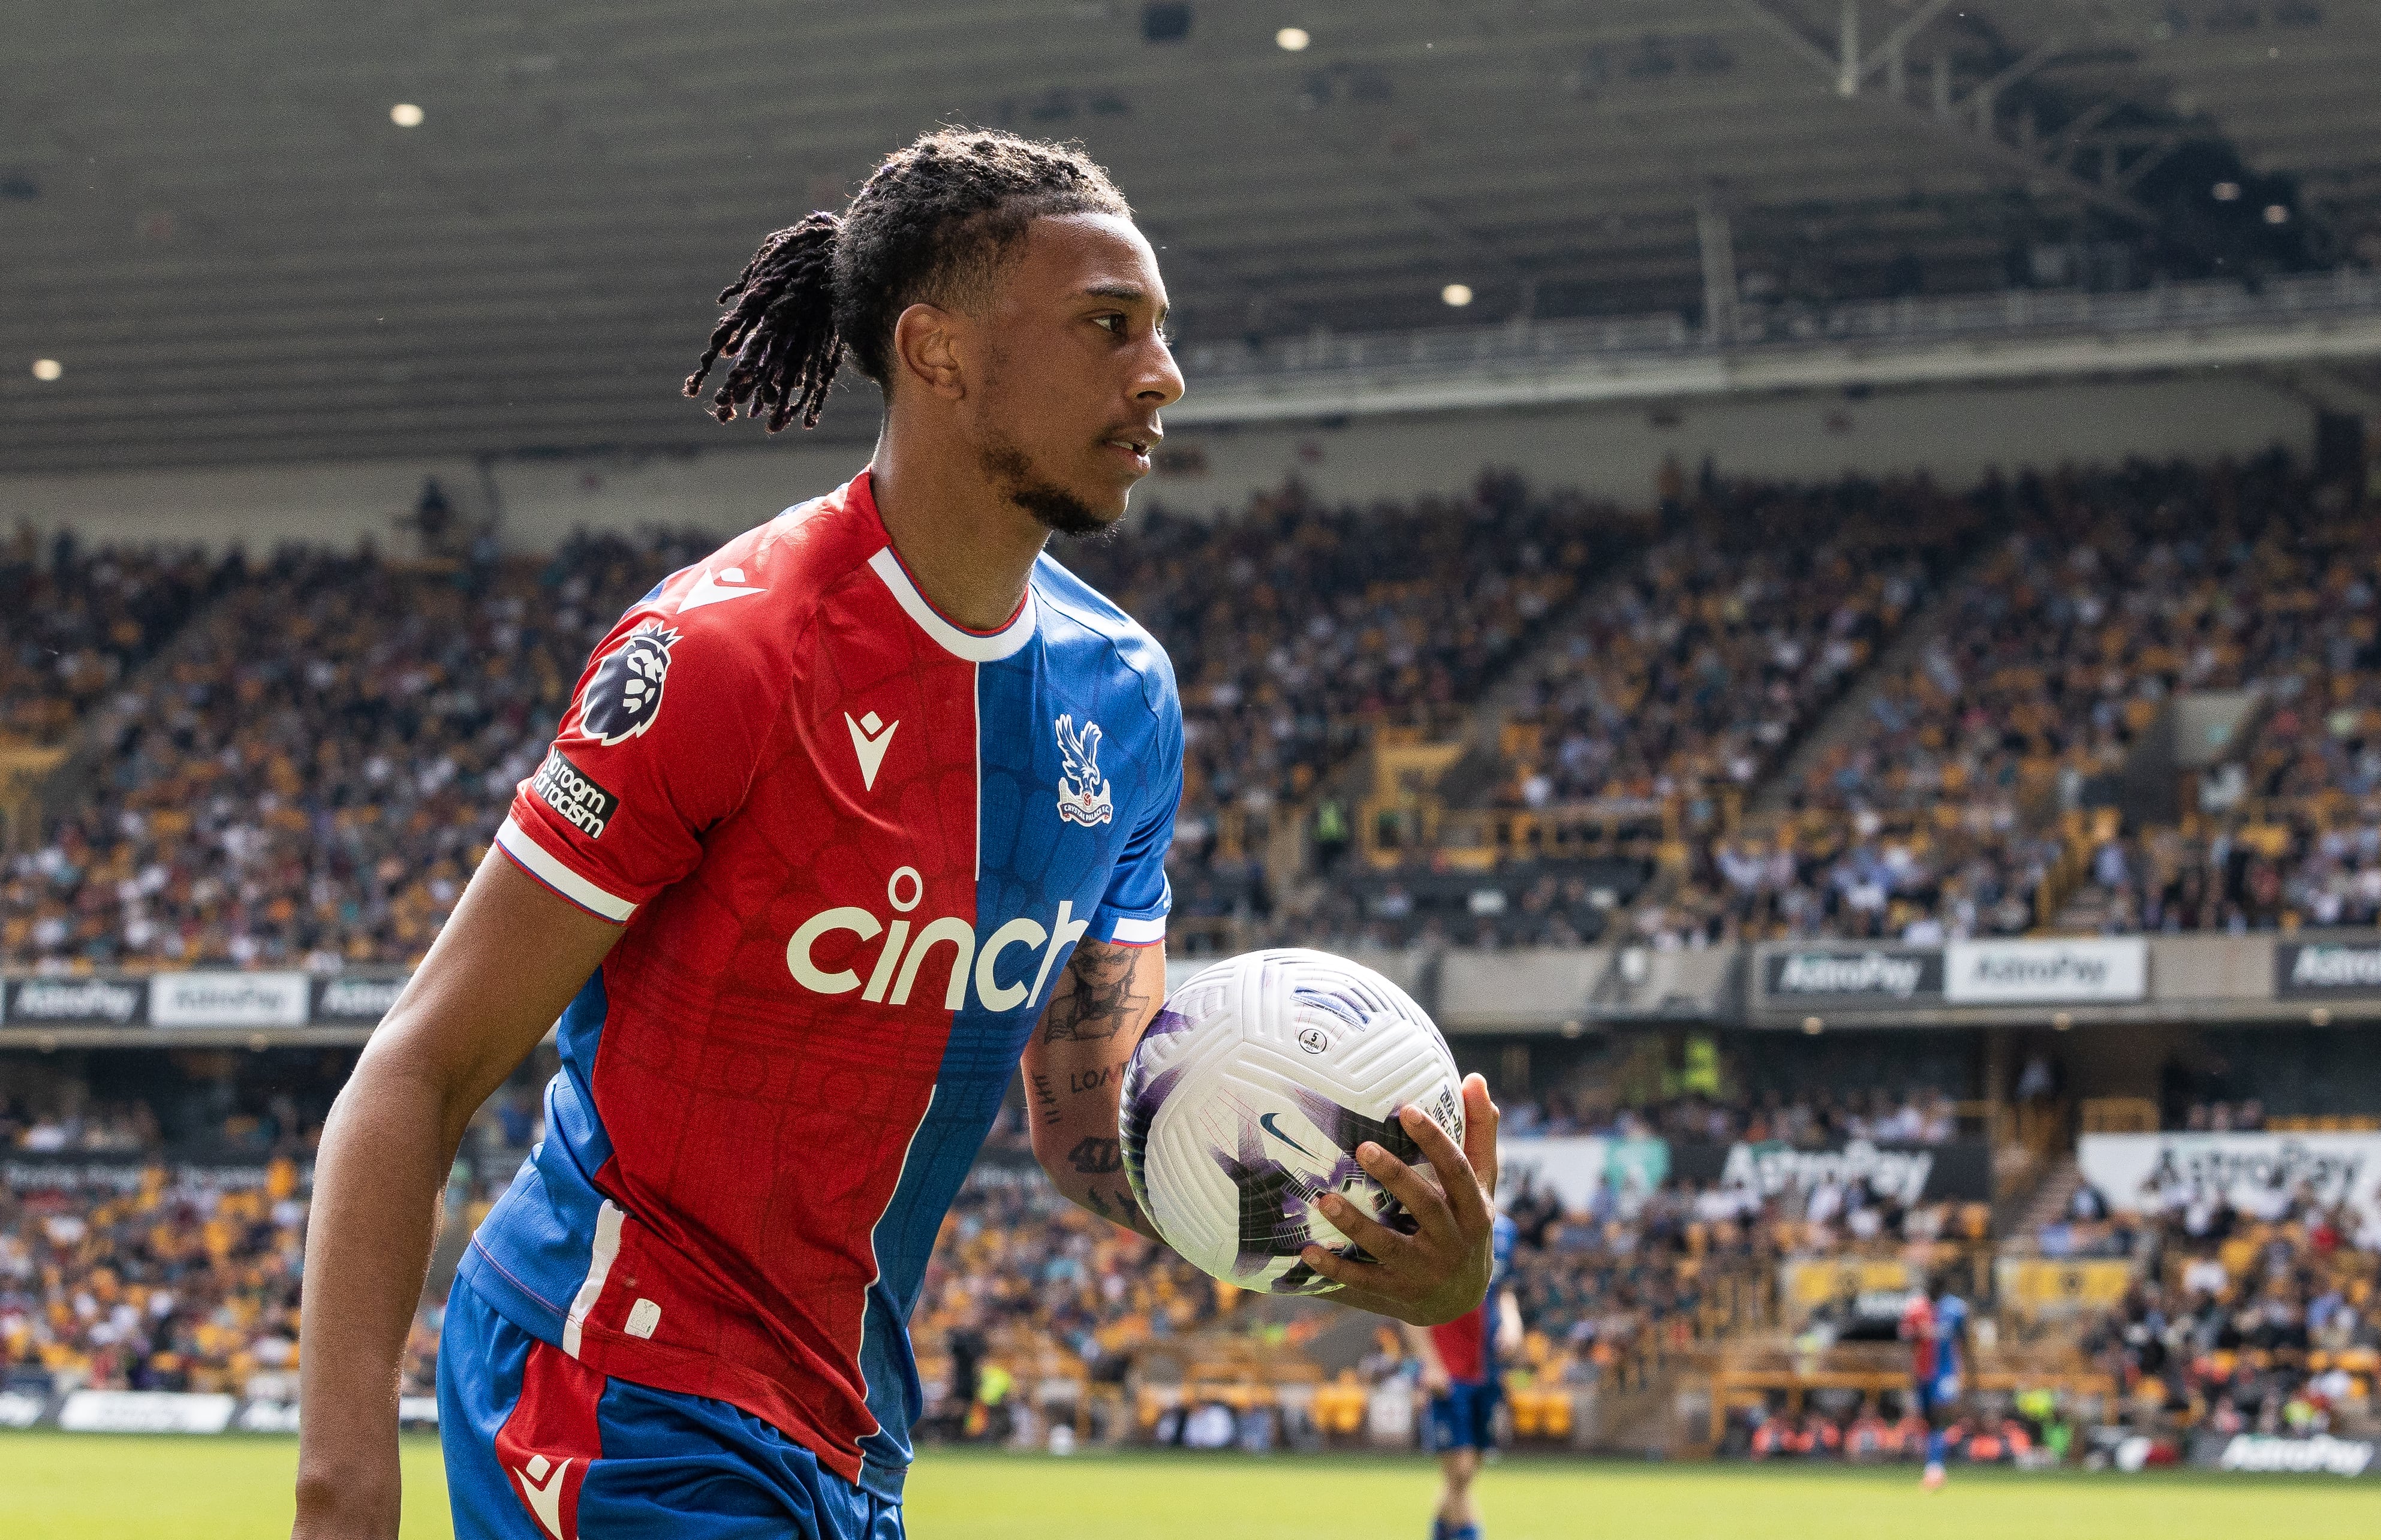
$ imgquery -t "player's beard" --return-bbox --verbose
[977,428,1121,540]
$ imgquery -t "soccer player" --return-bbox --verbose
[1404,1210,1519,1540]
[1900,1270,1972,1491]
[290,128,1503,1540]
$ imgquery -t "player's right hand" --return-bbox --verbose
[1420,1362,1452,1397]
[1299,1074,1502,1326]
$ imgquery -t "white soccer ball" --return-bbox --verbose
[1120,948,1465,1294]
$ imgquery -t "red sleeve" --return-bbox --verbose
[496,594,779,923]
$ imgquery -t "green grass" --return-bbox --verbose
[2,1434,2374,1539]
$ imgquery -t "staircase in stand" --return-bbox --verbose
[2010,1154,2084,1240]
[1748,536,1996,818]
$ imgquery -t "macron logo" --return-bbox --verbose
[678,565,765,612]
[846,710,899,791]
[514,1455,571,1539]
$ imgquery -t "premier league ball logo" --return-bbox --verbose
[580,622,678,746]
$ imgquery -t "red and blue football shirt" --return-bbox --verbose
[1903,1292,1967,1388]
[459,471,1179,1498]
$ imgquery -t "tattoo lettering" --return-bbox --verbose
[1068,1065,1121,1096]
[1068,1136,1121,1175]
[1030,1072,1061,1125]
[1040,941,1150,1044]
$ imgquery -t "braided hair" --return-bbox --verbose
[685,128,1132,432]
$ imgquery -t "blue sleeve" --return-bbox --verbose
[1087,688,1180,947]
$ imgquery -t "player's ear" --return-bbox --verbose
[892,302,967,402]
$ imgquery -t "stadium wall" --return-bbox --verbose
[0,372,2313,552]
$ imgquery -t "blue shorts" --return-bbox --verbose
[1426,1381,1500,1453]
[1915,1373,1962,1419]
[438,1277,904,1540]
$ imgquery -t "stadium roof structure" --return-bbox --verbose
[3,0,2379,472]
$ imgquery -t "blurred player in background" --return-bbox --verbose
[292,127,1501,1540]
[1901,1270,1972,1491]
[1405,1210,1520,1540]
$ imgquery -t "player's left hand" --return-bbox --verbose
[1299,1073,1500,1327]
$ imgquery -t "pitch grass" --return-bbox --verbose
[2,1434,2374,1539]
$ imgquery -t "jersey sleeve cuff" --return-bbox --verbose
[1089,911,1167,947]
[495,814,640,923]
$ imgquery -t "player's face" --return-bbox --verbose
[970,213,1184,537]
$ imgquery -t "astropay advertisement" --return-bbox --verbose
[2079,1132,2381,1227]
[1944,938,2147,1004]
[149,971,310,1028]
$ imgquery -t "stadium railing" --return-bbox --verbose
[1181,269,2381,385]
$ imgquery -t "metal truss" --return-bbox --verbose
[1724,0,2160,224]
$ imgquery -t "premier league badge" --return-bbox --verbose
[580,622,678,746]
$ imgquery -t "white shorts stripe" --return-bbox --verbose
[496,815,637,923]
[561,1199,626,1358]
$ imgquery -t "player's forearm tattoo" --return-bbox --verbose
[1030,1072,1061,1126]
[1040,942,1149,1044]
[1068,1136,1121,1174]
[1084,1180,1157,1239]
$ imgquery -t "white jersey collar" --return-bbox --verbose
[866,545,1037,662]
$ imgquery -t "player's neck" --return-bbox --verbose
[866,426,1049,634]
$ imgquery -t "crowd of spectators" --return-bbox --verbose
[2017,671,2381,934]
[1501,1086,1962,1147]
[1497,475,1974,820]
[5,474,1628,969]
[2072,801,2381,935]
[1790,456,2324,824]
[1649,814,2058,947]
[1,1159,306,1401]
[18,453,2381,962]
[909,1163,1227,1433]
[1064,472,1627,909]
[1617,452,2381,942]
[1,1096,161,1155]
[1288,862,1636,953]
[2075,1177,2381,1440]
[42,1060,2381,1465]
[3,531,715,971]
[0,530,230,748]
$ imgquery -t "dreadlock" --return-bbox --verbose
[685,128,1133,432]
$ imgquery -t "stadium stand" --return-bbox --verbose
[1659,453,2381,940]
[2060,1174,2381,1443]
[1264,471,1985,950]
[23,454,2381,963]
[1059,472,1631,946]
[1497,475,1970,815]
[0,532,228,750]
[2,533,714,970]
[1501,1087,1962,1146]
[1,1158,307,1398]
[8,452,2381,1469]
[2,475,1631,969]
